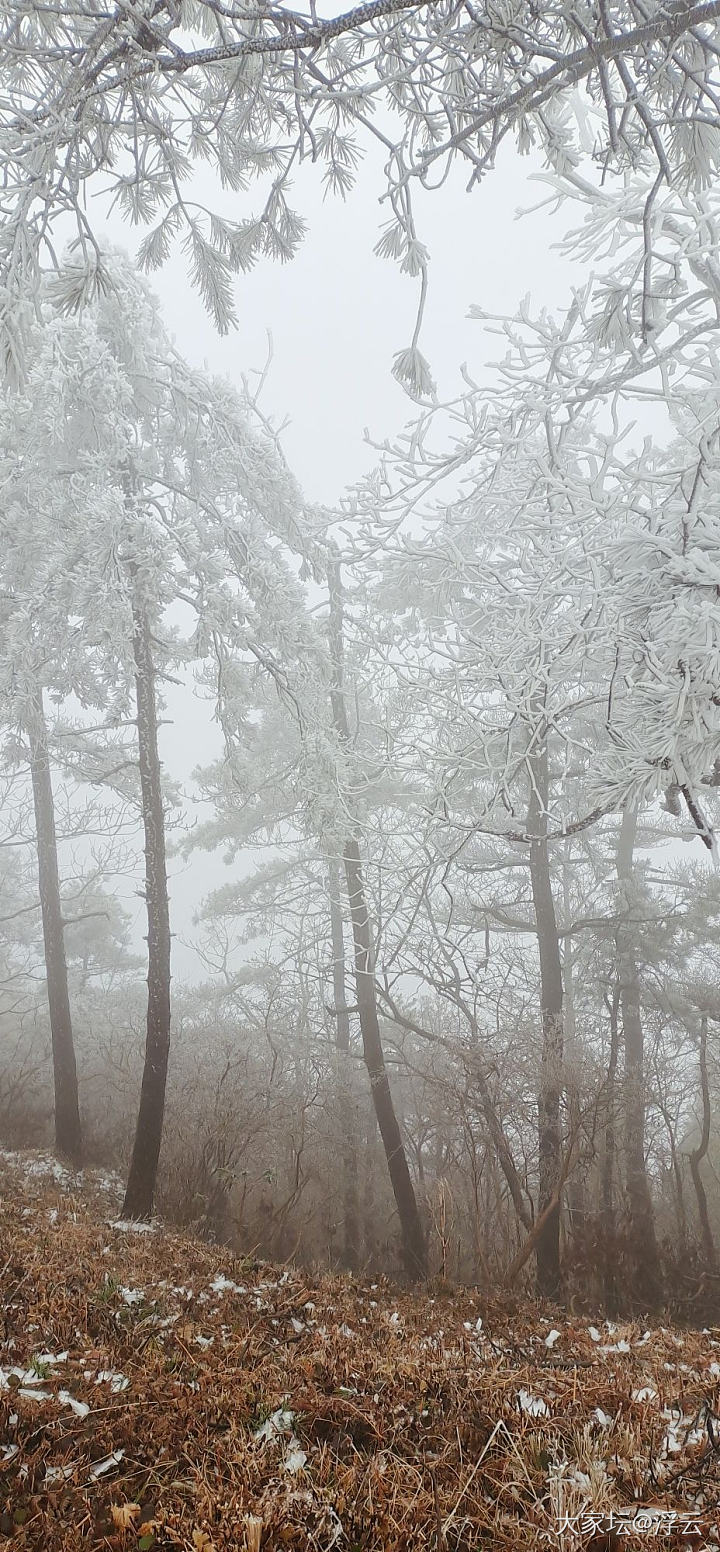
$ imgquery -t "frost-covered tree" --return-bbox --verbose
[335,230,720,1290]
[344,381,620,1291]
[458,172,720,830]
[0,246,313,1213]
[0,334,117,1164]
[2,0,720,375]
[193,549,430,1278]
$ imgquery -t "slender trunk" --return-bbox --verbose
[329,858,360,1272]
[343,838,426,1277]
[655,1093,689,1255]
[328,557,426,1278]
[563,844,585,1240]
[527,743,564,1300]
[363,1101,379,1269]
[616,807,661,1309]
[666,1111,689,1255]
[122,599,172,1220]
[478,1084,532,1233]
[601,985,620,1317]
[689,1015,716,1270]
[27,686,83,1167]
[379,989,531,1233]
[384,993,530,1235]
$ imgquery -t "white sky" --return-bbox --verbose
[121,141,576,501]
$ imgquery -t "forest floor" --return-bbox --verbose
[1,1152,720,1551]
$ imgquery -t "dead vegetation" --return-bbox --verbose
[1,1151,720,1551]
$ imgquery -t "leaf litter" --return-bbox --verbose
[1,1151,720,1548]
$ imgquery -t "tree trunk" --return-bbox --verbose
[329,857,361,1272]
[27,686,83,1167]
[563,843,586,1240]
[527,743,564,1300]
[477,1083,533,1233]
[601,985,620,1317]
[363,1101,379,1269]
[664,1106,689,1257]
[689,1015,716,1270]
[616,807,662,1309]
[121,599,172,1220]
[380,987,532,1235]
[342,838,427,1278]
[328,556,426,1278]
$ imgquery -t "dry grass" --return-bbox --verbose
[1,1150,720,1550]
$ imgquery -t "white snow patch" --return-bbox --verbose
[108,1219,156,1234]
[45,1464,75,1483]
[0,1149,72,1185]
[95,1371,129,1393]
[35,1351,68,1367]
[255,1408,295,1443]
[210,1275,247,1295]
[284,1446,307,1474]
[89,1449,124,1478]
[59,1391,90,1419]
[518,1389,549,1417]
[1,1366,53,1391]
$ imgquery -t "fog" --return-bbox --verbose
[2,0,720,1328]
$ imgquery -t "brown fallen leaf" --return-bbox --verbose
[110,1502,141,1530]
[192,1530,216,1551]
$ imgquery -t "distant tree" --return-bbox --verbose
[193,552,429,1277]
[328,558,426,1277]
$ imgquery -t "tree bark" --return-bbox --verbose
[600,984,620,1317]
[342,839,426,1277]
[615,807,662,1309]
[527,742,564,1300]
[328,555,426,1278]
[689,1014,716,1270]
[363,1101,380,1269]
[121,598,172,1220]
[562,843,586,1240]
[27,686,83,1166]
[329,857,361,1272]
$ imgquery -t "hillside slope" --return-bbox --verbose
[1,1150,719,1549]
